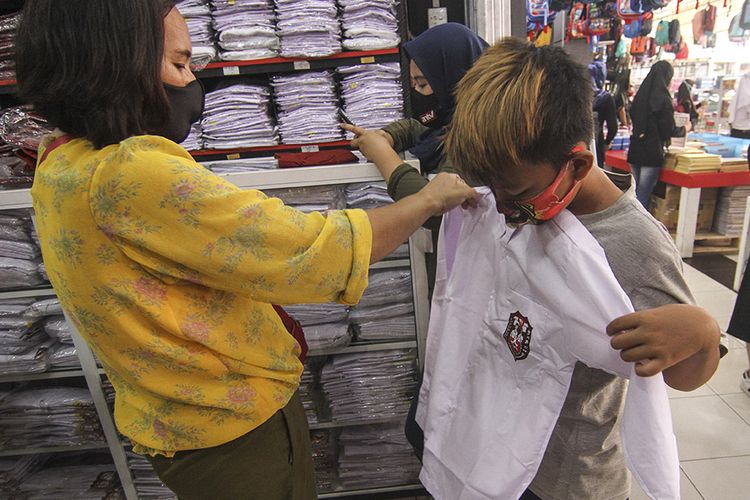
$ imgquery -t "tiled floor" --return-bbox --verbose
[631,262,750,500]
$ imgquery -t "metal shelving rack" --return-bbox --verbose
[0,160,431,499]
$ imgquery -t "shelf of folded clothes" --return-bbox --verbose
[194,48,400,79]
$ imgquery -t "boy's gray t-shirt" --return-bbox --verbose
[529,191,695,500]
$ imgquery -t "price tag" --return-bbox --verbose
[293,61,311,71]
[360,56,375,64]
[227,153,241,160]
[301,145,320,153]
[228,0,235,4]
[222,66,240,76]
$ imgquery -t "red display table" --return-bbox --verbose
[604,150,750,258]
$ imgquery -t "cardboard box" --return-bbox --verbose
[652,184,717,203]
[697,200,716,232]
[649,195,716,232]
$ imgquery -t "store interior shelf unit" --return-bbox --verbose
[0,160,430,500]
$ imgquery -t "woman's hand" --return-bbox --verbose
[342,124,402,181]
[342,124,395,149]
[419,172,479,216]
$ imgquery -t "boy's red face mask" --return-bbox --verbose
[496,145,586,227]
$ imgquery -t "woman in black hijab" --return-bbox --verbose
[341,23,488,231]
[627,60,680,207]
[676,80,699,129]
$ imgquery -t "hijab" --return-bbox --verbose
[403,23,488,172]
[676,80,698,123]
[630,60,674,131]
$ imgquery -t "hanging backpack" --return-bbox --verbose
[669,19,682,46]
[617,0,644,22]
[647,36,658,57]
[587,3,611,36]
[703,4,717,34]
[640,13,653,35]
[692,9,706,44]
[729,14,750,42]
[742,0,750,30]
[630,35,648,55]
[675,40,689,59]
[528,0,555,28]
[655,20,670,45]
[534,25,553,46]
[568,3,589,39]
[603,0,619,17]
[623,19,643,38]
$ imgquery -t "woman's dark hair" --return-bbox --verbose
[16,0,177,149]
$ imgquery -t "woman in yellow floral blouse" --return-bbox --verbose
[15,1,478,498]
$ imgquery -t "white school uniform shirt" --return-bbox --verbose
[416,189,679,500]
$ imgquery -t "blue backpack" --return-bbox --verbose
[623,19,643,38]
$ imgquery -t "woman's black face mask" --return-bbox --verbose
[154,79,205,144]
[410,88,441,128]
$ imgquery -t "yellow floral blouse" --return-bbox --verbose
[30,135,372,456]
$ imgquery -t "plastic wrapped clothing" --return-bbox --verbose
[211,0,279,61]
[339,0,400,51]
[303,322,352,351]
[0,106,55,151]
[338,63,404,134]
[271,71,344,144]
[284,303,349,326]
[176,0,216,67]
[201,82,278,149]
[320,349,417,423]
[345,182,393,209]
[274,0,341,57]
[337,423,421,489]
[0,387,106,450]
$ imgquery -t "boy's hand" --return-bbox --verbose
[607,304,720,390]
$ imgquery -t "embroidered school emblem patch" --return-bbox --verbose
[503,311,532,361]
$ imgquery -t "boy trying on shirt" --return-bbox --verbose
[444,38,719,500]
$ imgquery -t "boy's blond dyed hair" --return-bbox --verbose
[446,37,594,188]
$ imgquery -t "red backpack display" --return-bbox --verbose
[568,3,589,39]
[675,40,689,59]
[587,2,611,35]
